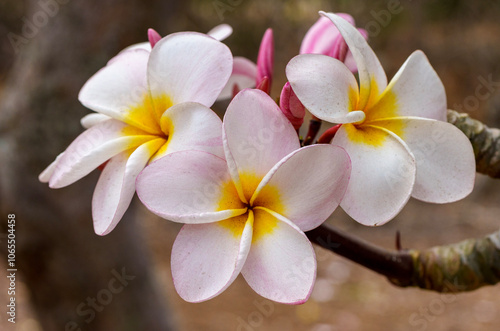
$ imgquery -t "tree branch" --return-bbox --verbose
[305,110,500,293]
[448,109,500,178]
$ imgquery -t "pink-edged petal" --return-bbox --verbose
[368,51,447,122]
[92,138,165,236]
[136,150,247,223]
[218,57,257,100]
[320,11,387,110]
[147,32,233,107]
[371,117,475,203]
[172,212,253,302]
[80,113,112,129]
[223,89,299,200]
[251,144,351,231]
[286,54,359,123]
[241,208,316,304]
[78,49,161,134]
[39,152,64,183]
[256,28,274,87]
[332,124,416,226]
[152,102,224,162]
[49,120,156,189]
[207,24,233,41]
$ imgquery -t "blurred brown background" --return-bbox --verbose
[1,0,499,330]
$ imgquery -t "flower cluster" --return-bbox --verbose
[40,12,475,303]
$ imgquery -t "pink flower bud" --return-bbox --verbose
[256,28,274,93]
[148,28,162,48]
[279,82,305,130]
[300,14,367,73]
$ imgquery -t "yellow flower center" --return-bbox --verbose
[346,80,405,147]
[217,171,285,243]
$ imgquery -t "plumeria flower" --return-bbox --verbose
[39,32,233,235]
[286,12,476,226]
[300,13,367,73]
[136,89,351,303]
[218,28,274,99]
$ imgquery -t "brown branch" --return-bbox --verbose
[448,109,500,178]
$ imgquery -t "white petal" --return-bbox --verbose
[152,102,223,162]
[241,208,316,304]
[49,120,155,188]
[171,212,252,302]
[367,51,447,122]
[92,138,165,236]
[207,24,233,41]
[147,32,233,107]
[39,152,64,183]
[251,144,351,231]
[136,150,247,223]
[80,113,112,129]
[222,89,299,201]
[78,49,159,134]
[286,54,359,123]
[218,57,257,100]
[320,11,387,110]
[332,124,416,226]
[370,117,475,203]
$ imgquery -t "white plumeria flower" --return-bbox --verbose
[39,32,233,235]
[286,12,476,226]
[136,89,351,304]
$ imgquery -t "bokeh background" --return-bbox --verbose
[1,0,500,330]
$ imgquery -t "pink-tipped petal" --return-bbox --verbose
[223,89,299,199]
[286,54,359,123]
[256,28,274,88]
[153,102,224,162]
[320,11,387,110]
[136,150,247,223]
[332,125,416,226]
[172,212,253,302]
[252,144,351,231]
[372,117,476,203]
[80,113,112,129]
[207,24,233,41]
[48,120,156,189]
[78,49,160,134]
[147,32,233,107]
[92,138,165,236]
[369,50,447,121]
[218,56,258,100]
[148,28,162,48]
[241,208,316,304]
[279,82,306,130]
